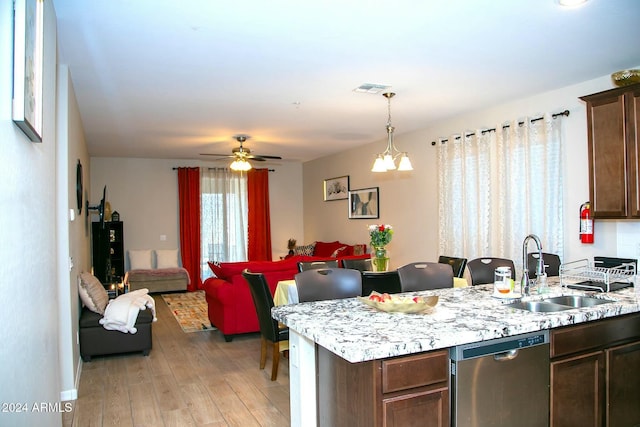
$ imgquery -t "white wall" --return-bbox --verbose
[90,158,304,269]
[0,1,65,425]
[304,72,640,270]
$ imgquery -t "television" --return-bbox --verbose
[87,185,107,229]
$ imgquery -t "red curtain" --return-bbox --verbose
[177,167,201,291]
[247,168,272,261]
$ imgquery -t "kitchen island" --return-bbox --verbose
[271,280,640,427]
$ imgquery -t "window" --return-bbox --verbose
[437,114,564,278]
[200,169,248,280]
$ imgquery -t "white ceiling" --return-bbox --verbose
[52,0,640,164]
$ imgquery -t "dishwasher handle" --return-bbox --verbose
[494,349,519,361]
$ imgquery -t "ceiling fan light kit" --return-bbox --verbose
[230,158,252,171]
[371,92,413,173]
[200,135,282,171]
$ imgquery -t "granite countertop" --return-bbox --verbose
[271,279,640,363]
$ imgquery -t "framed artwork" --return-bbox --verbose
[323,175,349,201]
[12,0,45,142]
[348,187,379,219]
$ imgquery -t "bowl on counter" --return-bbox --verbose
[359,291,439,314]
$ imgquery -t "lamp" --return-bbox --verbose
[230,158,252,171]
[371,92,413,172]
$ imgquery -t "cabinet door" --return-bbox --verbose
[382,387,448,427]
[629,90,640,218]
[606,341,640,427]
[550,351,605,427]
[586,91,628,218]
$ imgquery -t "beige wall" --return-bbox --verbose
[303,72,640,270]
[90,71,640,277]
[57,64,91,401]
[90,158,304,268]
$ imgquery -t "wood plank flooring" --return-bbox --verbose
[63,295,290,427]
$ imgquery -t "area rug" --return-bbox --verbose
[161,291,216,333]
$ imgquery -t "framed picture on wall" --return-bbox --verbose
[348,187,379,219]
[323,175,349,201]
[12,0,45,142]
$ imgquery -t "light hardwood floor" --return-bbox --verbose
[63,295,290,427]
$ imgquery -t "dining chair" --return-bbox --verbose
[242,269,289,381]
[297,259,340,272]
[527,252,562,278]
[467,257,516,286]
[341,258,373,271]
[361,270,402,297]
[437,255,468,278]
[294,268,362,302]
[397,262,454,292]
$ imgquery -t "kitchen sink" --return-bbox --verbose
[506,301,572,313]
[506,295,615,313]
[543,295,614,308]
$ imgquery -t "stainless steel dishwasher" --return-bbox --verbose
[450,330,550,427]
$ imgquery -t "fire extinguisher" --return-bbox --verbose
[579,201,594,244]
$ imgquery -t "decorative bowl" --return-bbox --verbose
[611,69,640,87]
[358,292,439,314]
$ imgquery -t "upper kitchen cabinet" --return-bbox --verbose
[580,83,640,218]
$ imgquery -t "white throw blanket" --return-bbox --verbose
[99,288,157,333]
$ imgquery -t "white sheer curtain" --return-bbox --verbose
[437,114,564,278]
[200,168,248,280]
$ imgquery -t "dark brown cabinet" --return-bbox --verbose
[550,312,640,427]
[551,351,605,427]
[580,83,640,218]
[91,221,124,284]
[606,341,640,426]
[317,347,449,427]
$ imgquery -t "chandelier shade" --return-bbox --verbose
[371,92,413,172]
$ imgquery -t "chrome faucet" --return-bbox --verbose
[521,234,544,296]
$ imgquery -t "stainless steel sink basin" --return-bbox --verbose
[506,301,572,313]
[506,295,615,313]
[543,295,614,308]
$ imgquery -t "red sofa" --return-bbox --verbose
[203,242,369,341]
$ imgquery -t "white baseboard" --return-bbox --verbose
[60,357,83,402]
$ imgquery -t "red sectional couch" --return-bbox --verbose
[203,242,369,341]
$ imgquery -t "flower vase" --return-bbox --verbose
[372,246,390,272]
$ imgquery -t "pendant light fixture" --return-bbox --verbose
[371,92,413,172]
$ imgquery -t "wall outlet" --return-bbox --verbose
[160,234,167,241]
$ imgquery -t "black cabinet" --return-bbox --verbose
[92,221,124,284]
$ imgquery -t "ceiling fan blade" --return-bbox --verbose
[199,153,234,157]
[248,154,283,160]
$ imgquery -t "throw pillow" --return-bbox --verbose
[353,244,367,256]
[129,249,152,270]
[330,246,348,258]
[208,261,224,279]
[314,241,348,257]
[78,272,109,315]
[294,243,316,256]
[155,249,179,268]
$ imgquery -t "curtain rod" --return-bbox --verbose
[431,109,570,145]
[172,167,275,172]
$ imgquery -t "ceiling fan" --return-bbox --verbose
[200,135,282,171]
